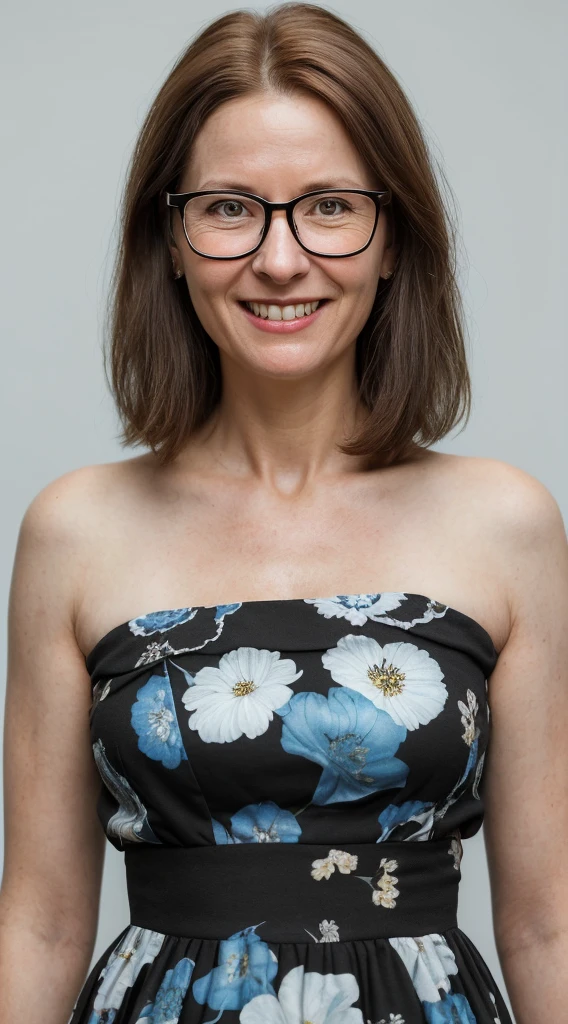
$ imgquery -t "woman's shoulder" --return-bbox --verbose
[431,450,561,527]
[26,449,561,544]
[24,455,153,519]
[429,451,565,612]
[15,459,154,595]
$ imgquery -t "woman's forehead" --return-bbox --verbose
[182,93,374,193]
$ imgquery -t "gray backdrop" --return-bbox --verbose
[2,1,567,1017]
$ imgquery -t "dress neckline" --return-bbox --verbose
[84,590,500,664]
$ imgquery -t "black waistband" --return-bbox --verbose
[124,838,461,942]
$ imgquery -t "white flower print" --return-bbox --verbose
[305,593,449,630]
[388,933,458,1001]
[458,688,480,746]
[92,678,111,703]
[322,635,447,730]
[318,919,340,941]
[448,836,462,870]
[92,739,160,844]
[304,593,408,627]
[92,925,165,1012]
[181,647,302,743]
[135,639,177,668]
[305,919,340,942]
[372,858,399,909]
[472,749,486,799]
[90,678,112,718]
[367,1016,405,1024]
[490,991,502,1023]
[311,848,358,880]
[239,963,364,1023]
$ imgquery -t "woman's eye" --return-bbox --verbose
[210,201,245,217]
[316,199,347,215]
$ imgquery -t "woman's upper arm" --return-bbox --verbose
[481,463,568,950]
[1,471,106,949]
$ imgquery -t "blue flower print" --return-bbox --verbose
[223,800,302,843]
[378,799,436,841]
[129,608,199,637]
[423,991,477,1023]
[88,1011,117,1024]
[213,603,242,621]
[131,664,188,769]
[278,687,408,805]
[211,817,237,843]
[191,924,278,1016]
[168,660,195,688]
[305,592,449,629]
[212,803,302,844]
[135,956,194,1022]
[304,592,408,626]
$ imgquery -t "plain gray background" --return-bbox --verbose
[2,1,567,1017]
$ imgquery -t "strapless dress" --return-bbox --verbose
[68,591,513,1023]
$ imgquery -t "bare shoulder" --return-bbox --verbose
[16,458,146,622]
[428,450,563,525]
[22,456,147,532]
[479,458,568,631]
[433,452,567,624]
[18,463,106,568]
[448,453,564,543]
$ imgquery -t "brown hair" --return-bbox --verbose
[106,1,471,467]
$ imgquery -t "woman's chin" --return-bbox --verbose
[228,344,333,381]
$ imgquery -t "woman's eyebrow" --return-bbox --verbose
[195,177,366,192]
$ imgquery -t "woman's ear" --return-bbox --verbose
[168,209,183,272]
[380,239,399,280]
[169,246,184,278]
[381,208,399,277]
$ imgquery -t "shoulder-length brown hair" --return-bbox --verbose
[107,1,471,467]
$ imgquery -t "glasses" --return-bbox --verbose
[165,187,392,260]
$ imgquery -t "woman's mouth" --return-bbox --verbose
[238,299,328,333]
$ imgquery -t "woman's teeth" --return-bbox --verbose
[244,300,321,320]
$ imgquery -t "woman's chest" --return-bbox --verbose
[76,459,508,658]
[88,595,495,848]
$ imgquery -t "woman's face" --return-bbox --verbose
[170,90,396,381]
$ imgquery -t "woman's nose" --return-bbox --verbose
[250,210,311,279]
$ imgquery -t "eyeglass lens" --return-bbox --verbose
[183,192,377,257]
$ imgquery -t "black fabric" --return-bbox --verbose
[68,591,513,1023]
[124,839,459,941]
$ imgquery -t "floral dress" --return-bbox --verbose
[68,591,513,1024]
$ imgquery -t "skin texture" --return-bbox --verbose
[1,88,567,1023]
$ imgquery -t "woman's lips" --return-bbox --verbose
[238,300,327,333]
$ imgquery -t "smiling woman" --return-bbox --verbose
[57,3,515,1021]
[3,2,567,1024]
[108,2,470,469]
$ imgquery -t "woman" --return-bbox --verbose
[1,3,566,1022]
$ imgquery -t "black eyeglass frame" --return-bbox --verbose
[165,187,392,260]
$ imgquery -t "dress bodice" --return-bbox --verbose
[86,591,498,853]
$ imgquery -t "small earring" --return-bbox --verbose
[382,269,394,279]
[173,266,184,279]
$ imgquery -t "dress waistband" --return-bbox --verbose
[124,838,461,943]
